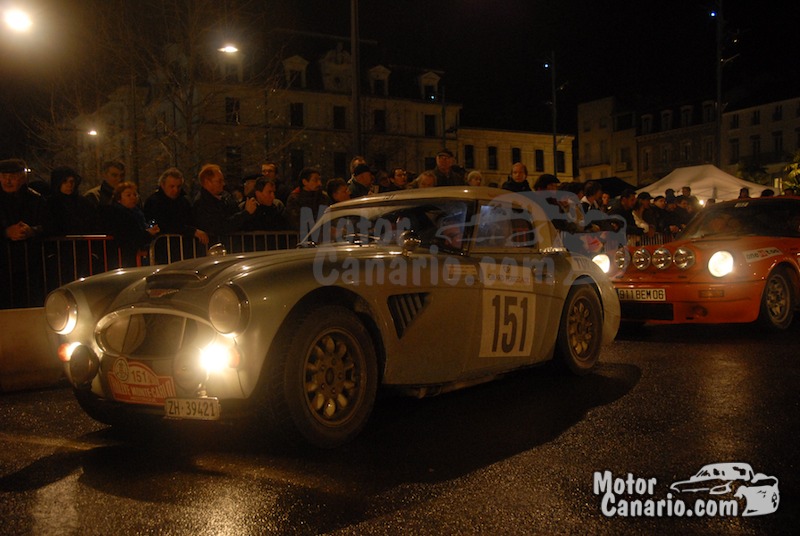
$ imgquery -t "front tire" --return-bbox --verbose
[262,305,377,448]
[556,284,603,375]
[758,268,794,330]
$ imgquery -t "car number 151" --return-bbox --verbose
[480,291,535,358]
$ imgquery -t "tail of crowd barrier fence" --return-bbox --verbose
[1,236,123,309]
[2,232,301,308]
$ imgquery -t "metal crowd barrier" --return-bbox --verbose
[1,231,300,309]
[146,231,300,265]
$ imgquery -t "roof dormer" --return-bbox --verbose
[282,55,309,89]
[319,44,352,93]
[419,71,441,102]
[368,65,391,96]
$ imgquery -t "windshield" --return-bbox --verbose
[305,200,473,252]
[681,200,800,239]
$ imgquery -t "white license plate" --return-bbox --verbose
[617,288,666,302]
[164,398,220,420]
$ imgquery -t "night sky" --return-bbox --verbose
[2,0,798,159]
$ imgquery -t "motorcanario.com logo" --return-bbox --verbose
[594,463,779,518]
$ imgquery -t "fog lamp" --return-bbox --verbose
[199,343,240,373]
[652,248,672,270]
[632,249,651,270]
[66,344,100,388]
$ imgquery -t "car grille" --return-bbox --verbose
[620,302,674,321]
[98,312,216,358]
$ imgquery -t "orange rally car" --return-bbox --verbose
[611,197,800,329]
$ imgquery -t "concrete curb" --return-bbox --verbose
[0,308,64,393]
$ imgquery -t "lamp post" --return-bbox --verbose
[544,51,558,179]
[350,0,362,156]
[713,1,723,168]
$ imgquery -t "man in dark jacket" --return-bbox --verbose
[501,162,533,192]
[0,159,50,307]
[286,167,331,235]
[192,164,256,245]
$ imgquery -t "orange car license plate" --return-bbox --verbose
[617,288,666,302]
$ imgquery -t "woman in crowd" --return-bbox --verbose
[105,181,160,266]
[48,166,97,234]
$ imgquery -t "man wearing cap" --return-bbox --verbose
[0,158,50,307]
[429,149,465,187]
[348,163,373,198]
[0,159,48,241]
[533,173,560,191]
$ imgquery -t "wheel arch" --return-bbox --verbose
[268,286,387,384]
[771,261,800,308]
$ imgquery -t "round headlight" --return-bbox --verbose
[592,253,611,274]
[652,248,672,270]
[632,249,651,270]
[208,285,249,334]
[614,248,629,271]
[708,251,734,277]
[673,247,695,270]
[45,290,78,335]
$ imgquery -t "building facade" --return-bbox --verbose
[721,96,800,186]
[71,44,568,195]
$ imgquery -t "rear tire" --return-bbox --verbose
[556,284,603,375]
[260,305,377,448]
[758,268,794,330]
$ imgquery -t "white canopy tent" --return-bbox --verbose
[637,165,764,202]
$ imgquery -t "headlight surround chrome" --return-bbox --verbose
[592,253,611,274]
[673,247,695,270]
[208,284,249,335]
[44,289,78,335]
[708,250,734,277]
[632,249,651,270]
[652,248,672,270]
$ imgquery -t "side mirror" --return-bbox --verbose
[208,243,227,257]
[400,230,421,257]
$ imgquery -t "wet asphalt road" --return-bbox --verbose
[1,322,798,535]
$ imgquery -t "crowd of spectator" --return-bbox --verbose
[4,148,794,271]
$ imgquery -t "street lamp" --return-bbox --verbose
[544,52,566,179]
[3,8,32,32]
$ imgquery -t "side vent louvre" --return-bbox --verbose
[388,293,429,338]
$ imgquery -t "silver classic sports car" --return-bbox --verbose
[45,187,620,447]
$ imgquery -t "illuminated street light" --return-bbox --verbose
[218,45,238,53]
[88,129,98,136]
[3,8,32,32]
